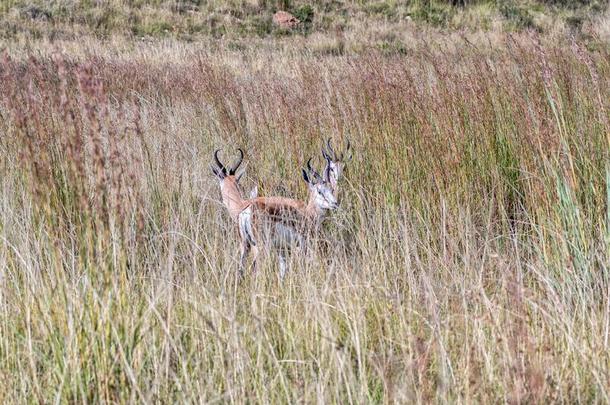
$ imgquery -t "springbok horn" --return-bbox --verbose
[326,138,337,161]
[321,144,331,161]
[344,138,352,160]
[306,158,323,183]
[214,149,227,174]
[229,148,244,175]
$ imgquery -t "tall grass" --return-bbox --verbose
[0,32,608,402]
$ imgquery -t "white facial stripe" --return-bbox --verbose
[314,183,337,209]
[327,162,343,185]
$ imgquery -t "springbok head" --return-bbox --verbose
[211,148,244,183]
[321,138,352,190]
[303,158,338,211]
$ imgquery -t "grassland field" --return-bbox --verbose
[0,0,609,403]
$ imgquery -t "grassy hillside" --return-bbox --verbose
[0,1,609,403]
[1,0,609,44]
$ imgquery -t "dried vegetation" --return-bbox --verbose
[0,4,609,402]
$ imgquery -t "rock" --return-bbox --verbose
[273,11,300,29]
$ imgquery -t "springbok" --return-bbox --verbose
[321,138,352,192]
[238,158,338,277]
[212,148,263,275]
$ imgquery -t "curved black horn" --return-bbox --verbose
[326,138,337,160]
[214,149,227,174]
[321,144,331,161]
[229,148,244,175]
[307,157,315,173]
[214,149,223,168]
[307,158,323,183]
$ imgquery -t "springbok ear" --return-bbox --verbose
[345,138,352,161]
[236,167,246,183]
[249,186,258,199]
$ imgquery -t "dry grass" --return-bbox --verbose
[0,30,609,402]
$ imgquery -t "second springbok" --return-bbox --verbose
[212,150,339,278]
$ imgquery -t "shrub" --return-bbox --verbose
[294,4,314,24]
[500,1,537,30]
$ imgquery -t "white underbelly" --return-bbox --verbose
[275,223,304,246]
